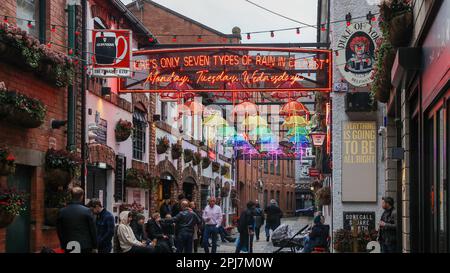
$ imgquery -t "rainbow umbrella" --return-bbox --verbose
[216,125,236,138]
[280,100,309,117]
[289,135,310,145]
[204,114,228,127]
[287,126,310,136]
[224,134,248,147]
[282,116,308,128]
[233,101,258,116]
[242,115,268,130]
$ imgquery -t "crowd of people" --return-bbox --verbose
[55,187,235,254]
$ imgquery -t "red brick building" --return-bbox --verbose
[0,0,79,252]
[238,159,296,216]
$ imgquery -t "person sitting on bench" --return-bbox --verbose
[303,215,329,253]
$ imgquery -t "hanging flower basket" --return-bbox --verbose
[44,149,82,188]
[316,186,331,206]
[220,165,230,176]
[184,149,194,163]
[125,168,151,189]
[44,189,69,226]
[202,156,211,169]
[0,146,16,176]
[0,210,15,228]
[171,143,182,160]
[156,136,170,154]
[372,41,395,103]
[333,229,378,253]
[0,188,27,228]
[115,119,133,142]
[193,152,202,166]
[212,162,220,173]
[388,11,413,47]
[0,22,75,87]
[0,90,46,128]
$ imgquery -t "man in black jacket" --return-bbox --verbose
[146,212,171,253]
[56,187,97,253]
[170,200,201,253]
[171,194,185,217]
[264,199,283,242]
[235,201,256,253]
[87,198,114,253]
[379,196,397,253]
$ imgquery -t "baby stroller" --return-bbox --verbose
[272,224,311,253]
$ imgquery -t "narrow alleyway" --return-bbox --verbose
[199,216,312,253]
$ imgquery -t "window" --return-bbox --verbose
[286,191,289,210]
[132,109,147,160]
[263,190,268,208]
[276,190,280,206]
[264,160,268,173]
[270,190,274,202]
[276,161,280,176]
[17,0,39,38]
[161,101,168,122]
[270,161,274,174]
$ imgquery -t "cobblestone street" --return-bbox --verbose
[199,216,312,253]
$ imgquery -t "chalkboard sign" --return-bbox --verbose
[343,211,376,232]
[96,118,108,145]
[114,155,126,202]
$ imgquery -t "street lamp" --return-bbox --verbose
[309,130,327,147]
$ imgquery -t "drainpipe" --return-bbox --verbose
[67,2,76,152]
[80,0,87,190]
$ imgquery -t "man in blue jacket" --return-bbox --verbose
[87,198,115,253]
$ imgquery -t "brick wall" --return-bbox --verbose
[0,1,71,253]
[128,2,240,44]
[238,160,295,216]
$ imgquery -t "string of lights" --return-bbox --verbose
[1,11,378,42]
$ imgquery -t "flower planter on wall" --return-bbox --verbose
[171,143,182,160]
[184,149,193,163]
[193,152,202,166]
[0,160,15,176]
[212,162,220,173]
[0,90,46,128]
[388,11,413,47]
[44,168,72,188]
[44,208,59,226]
[0,210,15,228]
[202,156,211,169]
[115,119,133,142]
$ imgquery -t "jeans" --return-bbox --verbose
[203,225,218,253]
[302,235,312,253]
[218,226,228,242]
[127,245,155,254]
[176,232,194,253]
[255,226,261,240]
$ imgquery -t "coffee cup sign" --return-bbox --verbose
[92,30,132,78]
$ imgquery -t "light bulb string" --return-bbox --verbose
[1,12,379,39]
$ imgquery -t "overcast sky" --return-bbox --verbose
[121,0,318,43]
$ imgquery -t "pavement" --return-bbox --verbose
[199,216,313,253]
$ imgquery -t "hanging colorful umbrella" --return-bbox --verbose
[185,100,204,115]
[282,116,309,128]
[249,126,272,137]
[233,101,258,116]
[287,126,310,136]
[288,135,310,145]
[216,125,236,138]
[242,115,268,130]
[203,104,223,118]
[280,100,309,117]
[224,134,248,147]
[204,114,228,127]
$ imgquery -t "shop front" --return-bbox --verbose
[391,0,450,252]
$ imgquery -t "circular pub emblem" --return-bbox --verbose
[336,22,381,87]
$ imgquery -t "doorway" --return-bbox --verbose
[182,177,196,201]
[6,165,32,253]
[87,166,107,206]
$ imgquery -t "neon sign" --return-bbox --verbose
[119,46,332,93]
